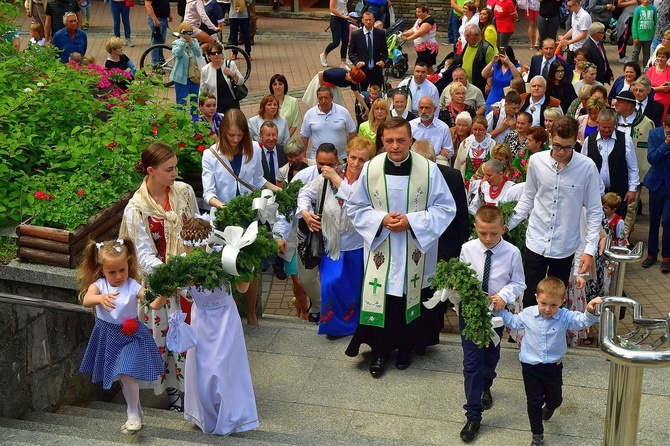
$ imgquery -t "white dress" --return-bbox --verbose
[183,286,259,435]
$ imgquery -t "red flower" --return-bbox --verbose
[152,126,158,134]
[197,144,206,153]
[154,315,161,324]
[144,314,149,322]
[194,133,204,140]
[34,191,54,200]
[121,318,139,336]
[76,189,85,196]
[157,346,166,355]
[106,141,119,149]
[178,142,187,148]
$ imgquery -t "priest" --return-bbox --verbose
[344,117,456,378]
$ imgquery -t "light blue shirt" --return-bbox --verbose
[496,306,599,365]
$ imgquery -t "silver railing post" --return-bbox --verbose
[598,297,670,446]
[602,236,644,325]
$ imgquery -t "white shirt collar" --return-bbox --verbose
[390,153,410,166]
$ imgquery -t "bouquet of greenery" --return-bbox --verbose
[429,258,492,348]
[469,201,528,256]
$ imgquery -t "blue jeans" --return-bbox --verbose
[148,16,169,64]
[651,36,662,56]
[174,79,200,115]
[449,11,460,45]
[110,1,131,39]
[648,182,670,258]
[229,18,251,55]
[325,15,350,60]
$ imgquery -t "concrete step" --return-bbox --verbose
[0,425,119,446]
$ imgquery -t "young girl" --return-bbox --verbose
[77,238,163,433]
[79,0,91,30]
[602,192,626,246]
[105,37,136,80]
[193,91,223,135]
[29,22,46,47]
[151,218,259,435]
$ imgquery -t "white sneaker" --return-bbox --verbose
[619,56,631,63]
[319,53,328,67]
[126,39,134,48]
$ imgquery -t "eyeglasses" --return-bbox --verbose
[209,51,222,55]
[552,143,574,153]
[556,69,565,73]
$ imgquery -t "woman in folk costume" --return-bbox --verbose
[297,137,376,336]
[120,143,198,411]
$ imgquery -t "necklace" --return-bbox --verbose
[488,178,508,200]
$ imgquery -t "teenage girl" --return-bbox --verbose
[77,238,163,433]
[151,218,259,435]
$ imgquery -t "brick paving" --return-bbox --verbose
[14,2,669,338]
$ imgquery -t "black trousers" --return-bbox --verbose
[522,249,574,308]
[522,361,563,435]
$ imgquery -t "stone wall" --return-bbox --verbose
[391,1,452,27]
[0,262,96,419]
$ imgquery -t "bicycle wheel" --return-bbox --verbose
[139,44,175,87]
[223,45,251,83]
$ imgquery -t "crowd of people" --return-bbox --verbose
[13,2,670,446]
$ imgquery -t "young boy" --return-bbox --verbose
[602,192,626,246]
[29,22,46,47]
[631,0,658,67]
[458,205,526,442]
[495,277,602,446]
[362,84,381,109]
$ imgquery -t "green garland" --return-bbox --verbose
[469,201,528,256]
[213,181,303,229]
[429,258,492,348]
[144,225,278,305]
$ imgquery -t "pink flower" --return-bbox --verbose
[519,150,525,157]
[521,159,527,166]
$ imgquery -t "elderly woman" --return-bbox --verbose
[120,143,198,411]
[542,107,563,146]
[648,30,670,68]
[171,22,202,110]
[608,62,642,104]
[577,96,607,145]
[646,48,670,116]
[248,94,290,144]
[358,98,389,141]
[450,111,473,166]
[455,115,494,184]
[511,126,549,181]
[297,137,376,336]
[402,3,439,72]
[200,42,245,114]
[468,158,516,214]
[472,141,523,183]
[276,139,315,188]
[439,82,476,127]
[270,74,301,137]
[566,84,593,118]
[202,109,280,326]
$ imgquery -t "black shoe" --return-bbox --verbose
[308,313,320,323]
[395,350,412,370]
[542,405,555,421]
[641,256,657,268]
[531,435,545,446]
[274,265,287,280]
[369,357,386,378]
[481,389,493,410]
[661,258,670,273]
[459,419,480,442]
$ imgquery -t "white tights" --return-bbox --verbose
[119,375,141,422]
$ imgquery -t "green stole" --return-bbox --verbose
[360,152,430,328]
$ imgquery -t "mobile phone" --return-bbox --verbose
[498,47,506,55]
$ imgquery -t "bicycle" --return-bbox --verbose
[139,30,251,88]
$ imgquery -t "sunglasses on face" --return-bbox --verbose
[209,51,222,55]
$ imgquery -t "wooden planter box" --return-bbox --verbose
[15,192,133,268]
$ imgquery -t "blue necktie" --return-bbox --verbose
[267,150,276,184]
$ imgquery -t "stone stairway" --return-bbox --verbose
[2,315,670,445]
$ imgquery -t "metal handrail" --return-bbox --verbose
[0,292,93,315]
[603,236,643,262]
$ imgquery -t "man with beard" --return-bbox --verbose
[410,97,454,163]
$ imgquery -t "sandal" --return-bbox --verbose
[167,388,183,412]
[582,337,594,346]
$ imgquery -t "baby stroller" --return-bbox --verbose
[604,17,618,46]
[385,18,408,80]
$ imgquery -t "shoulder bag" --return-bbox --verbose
[226,60,249,101]
[297,178,328,270]
[208,147,256,192]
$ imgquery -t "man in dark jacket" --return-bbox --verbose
[349,11,388,91]
[581,22,614,84]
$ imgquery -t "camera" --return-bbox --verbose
[498,47,506,55]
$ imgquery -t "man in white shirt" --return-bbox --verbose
[508,116,602,308]
[438,67,487,116]
[581,108,638,220]
[559,0,592,63]
[300,86,357,159]
[410,97,454,162]
[397,62,440,113]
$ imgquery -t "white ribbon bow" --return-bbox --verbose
[424,288,462,315]
[206,220,259,276]
[252,189,280,225]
